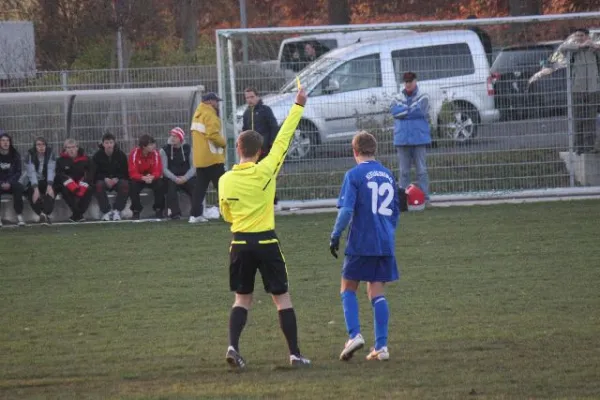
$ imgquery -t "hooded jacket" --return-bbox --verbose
[390,86,432,146]
[25,140,56,188]
[55,148,92,185]
[92,142,129,181]
[0,132,22,186]
[159,143,195,182]
[190,102,226,168]
[128,147,162,182]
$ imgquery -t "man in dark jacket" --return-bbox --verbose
[22,136,56,224]
[55,138,93,222]
[242,87,281,207]
[92,132,129,221]
[160,127,196,219]
[0,131,25,226]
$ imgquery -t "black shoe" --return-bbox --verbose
[69,214,83,223]
[170,213,181,220]
[39,213,48,225]
[226,346,246,370]
[155,210,164,219]
[132,211,140,220]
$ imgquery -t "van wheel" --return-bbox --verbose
[287,120,318,161]
[438,102,479,143]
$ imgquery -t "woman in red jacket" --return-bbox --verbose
[128,134,165,220]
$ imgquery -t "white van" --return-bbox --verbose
[237,30,500,160]
[278,30,416,73]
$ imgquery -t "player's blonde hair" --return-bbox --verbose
[352,131,377,157]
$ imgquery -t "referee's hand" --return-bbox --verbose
[329,236,340,259]
[295,89,307,106]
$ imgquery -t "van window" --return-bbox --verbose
[281,39,337,72]
[392,43,475,80]
[312,54,382,96]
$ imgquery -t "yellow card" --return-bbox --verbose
[296,76,301,90]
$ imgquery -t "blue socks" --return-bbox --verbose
[341,290,360,339]
[371,296,389,350]
[342,291,390,350]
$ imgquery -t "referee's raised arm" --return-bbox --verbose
[257,89,307,176]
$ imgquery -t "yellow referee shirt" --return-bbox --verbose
[218,103,304,233]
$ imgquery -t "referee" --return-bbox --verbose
[218,89,310,369]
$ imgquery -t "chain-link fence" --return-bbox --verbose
[217,13,600,202]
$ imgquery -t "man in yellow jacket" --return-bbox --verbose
[189,92,227,223]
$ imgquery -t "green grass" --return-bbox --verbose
[1,201,600,399]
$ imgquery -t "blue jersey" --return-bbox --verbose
[337,161,399,256]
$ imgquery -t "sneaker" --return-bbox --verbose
[188,215,208,224]
[225,346,246,370]
[290,354,311,367]
[155,210,164,219]
[170,213,181,220]
[366,346,390,361]
[112,211,121,221]
[17,215,25,226]
[131,211,141,220]
[339,333,365,361]
[69,215,85,223]
[39,213,48,225]
[0,219,3,227]
[101,212,112,221]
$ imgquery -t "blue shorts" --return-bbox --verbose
[342,255,399,283]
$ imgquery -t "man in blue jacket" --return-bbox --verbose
[390,71,431,202]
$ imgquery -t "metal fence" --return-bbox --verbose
[1,13,600,208]
[216,13,600,203]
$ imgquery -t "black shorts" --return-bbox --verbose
[229,230,288,295]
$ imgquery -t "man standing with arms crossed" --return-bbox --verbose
[242,87,281,208]
[218,88,311,369]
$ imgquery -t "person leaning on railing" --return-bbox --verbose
[558,28,600,154]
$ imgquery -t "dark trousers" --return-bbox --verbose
[0,182,24,214]
[60,185,93,218]
[27,181,55,215]
[129,179,165,213]
[165,177,196,216]
[192,164,225,217]
[95,179,129,214]
[573,92,598,154]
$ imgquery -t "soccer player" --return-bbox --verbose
[329,131,400,362]
[218,88,310,369]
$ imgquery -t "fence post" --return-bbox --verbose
[61,71,69,138]
[565,51,575,187]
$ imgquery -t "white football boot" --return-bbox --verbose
[339,333,365,361]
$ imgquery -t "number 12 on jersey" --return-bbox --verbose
[367,181,394,216]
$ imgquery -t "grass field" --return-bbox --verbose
[1,201,600,399]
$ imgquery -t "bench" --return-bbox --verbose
[0,189,203,223]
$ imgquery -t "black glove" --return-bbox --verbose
[329,236,340,259]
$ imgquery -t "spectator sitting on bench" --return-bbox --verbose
[0,130,25,227]
[160,127,196,220]
[55,138,93,223]
[128,134,165,220]
[22,137,56,224]
[92,132,129,221]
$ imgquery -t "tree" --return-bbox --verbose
[509,0,541,15]
[173,0,199,54]
[328,0,350,25]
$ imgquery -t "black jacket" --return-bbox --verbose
[55,148,92,185]
[242,100,279,154]
[0,132,22,185]
[92,144,129,181]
